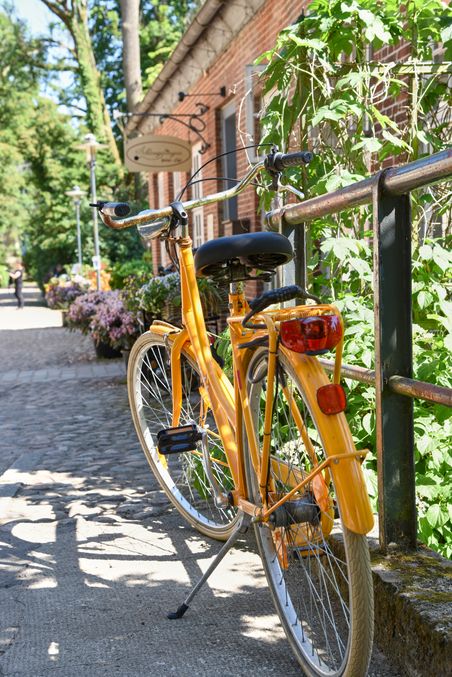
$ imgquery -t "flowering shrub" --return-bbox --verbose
[88,291,140,350]
[137,272,181,319]
[44,275,89,309]
[137,272,223,322]
[66,290,109,334]
[67,290,140,350]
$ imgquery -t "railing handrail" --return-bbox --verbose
[267,148,452,227]
[270,147,452,551]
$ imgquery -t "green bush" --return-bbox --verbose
[314,236,452,557]
[0,264,9,287]
[109,259,153,290]
[256,0,452,556]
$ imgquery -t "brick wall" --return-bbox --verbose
[145,0,308,272]
[143,1,418,273]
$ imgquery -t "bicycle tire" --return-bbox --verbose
[245,348,373,676]
[128,331,238,540]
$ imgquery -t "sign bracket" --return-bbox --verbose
[116,103,211,154]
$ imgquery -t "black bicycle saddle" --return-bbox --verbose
[194,231,293,282]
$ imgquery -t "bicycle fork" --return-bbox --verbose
[167,511,252,620]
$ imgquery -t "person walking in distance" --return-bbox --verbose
[9,261,24,309]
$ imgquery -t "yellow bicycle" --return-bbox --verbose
[97,149,374,677]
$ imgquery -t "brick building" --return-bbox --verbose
[124,0,446,273]
[125,0,306,273]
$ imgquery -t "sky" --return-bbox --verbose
[13,0,52,34]
[12,0,75,106]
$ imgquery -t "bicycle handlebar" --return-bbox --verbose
[97,150,312,232]
[265,150,313,172]
[92,202,131,217]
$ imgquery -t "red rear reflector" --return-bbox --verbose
[280,315,342,355]
[317,384,347,414]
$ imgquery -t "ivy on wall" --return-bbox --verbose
[255,0,452,556]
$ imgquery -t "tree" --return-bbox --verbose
[40,0,122,166]
[0,10,45,260]
[119,0,142,113]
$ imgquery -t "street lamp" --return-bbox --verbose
[78,133,105,290]
[65,185,86,271]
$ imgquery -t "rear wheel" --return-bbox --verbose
[245,349,373,676]
[128,331,238,540]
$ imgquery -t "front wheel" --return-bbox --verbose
[245,348,373,676]
[128,331,238,540]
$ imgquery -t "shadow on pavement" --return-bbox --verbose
[0,463,299,677]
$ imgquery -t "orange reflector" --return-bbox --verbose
[280,315,342,355]
[317,384,347,414]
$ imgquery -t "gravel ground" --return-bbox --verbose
[0,326,97,368]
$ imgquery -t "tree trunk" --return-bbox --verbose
[40,0,122,168]
[119,0,143,113]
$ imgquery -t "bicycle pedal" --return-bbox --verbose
[157,424,203,455]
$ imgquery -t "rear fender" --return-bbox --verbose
[281,347,374,535]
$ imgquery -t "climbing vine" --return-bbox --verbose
[254,0,452,556]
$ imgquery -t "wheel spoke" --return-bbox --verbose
[128,334,237,537]
[246,350,373,675]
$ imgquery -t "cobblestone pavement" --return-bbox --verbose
[0,296,401,676]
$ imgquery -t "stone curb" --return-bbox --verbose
[371,546,452,677]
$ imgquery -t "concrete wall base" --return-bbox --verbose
[370,540,452,676]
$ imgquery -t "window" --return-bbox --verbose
[191,143,204,247]
[173,171,183,200]
[244,63,267,163]
[221,102,237,221]
[157,173,166,267]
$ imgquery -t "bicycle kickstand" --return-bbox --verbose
[167,511,252,619]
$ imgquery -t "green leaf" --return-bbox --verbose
[311,106,345,126]
[353,137,382,153]
[382,130,410,150]
[325,174,344,192]
[425,504,441,527]
[336,72,366,90]
[416,130,430,145]
[362,412,373,435]
[441,24,452,44]
[418,244,433,260]
[287,36,326,51]
[432,245,452,273]
[417,291,434,309]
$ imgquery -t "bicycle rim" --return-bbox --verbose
[128,331,238,540]
[245,349,373,676]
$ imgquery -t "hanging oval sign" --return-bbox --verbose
[125,134,192,172]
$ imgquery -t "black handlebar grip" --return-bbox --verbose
[273,151,313,171]
[96,202,131,217]
[249,285,303,311]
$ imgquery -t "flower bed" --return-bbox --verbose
[44,275,89,309]
[67,290,140,353]
[66,268,224,358]
[89,291,139,351]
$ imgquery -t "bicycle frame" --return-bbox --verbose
[99,156,373,536]
[149,234,374,536]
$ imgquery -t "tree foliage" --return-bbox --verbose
[1,1,196,280]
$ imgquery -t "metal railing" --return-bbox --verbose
[267,148,452,550]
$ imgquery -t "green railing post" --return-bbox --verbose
[373,172,417,550]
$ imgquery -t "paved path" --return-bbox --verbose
[0,291,401,676]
